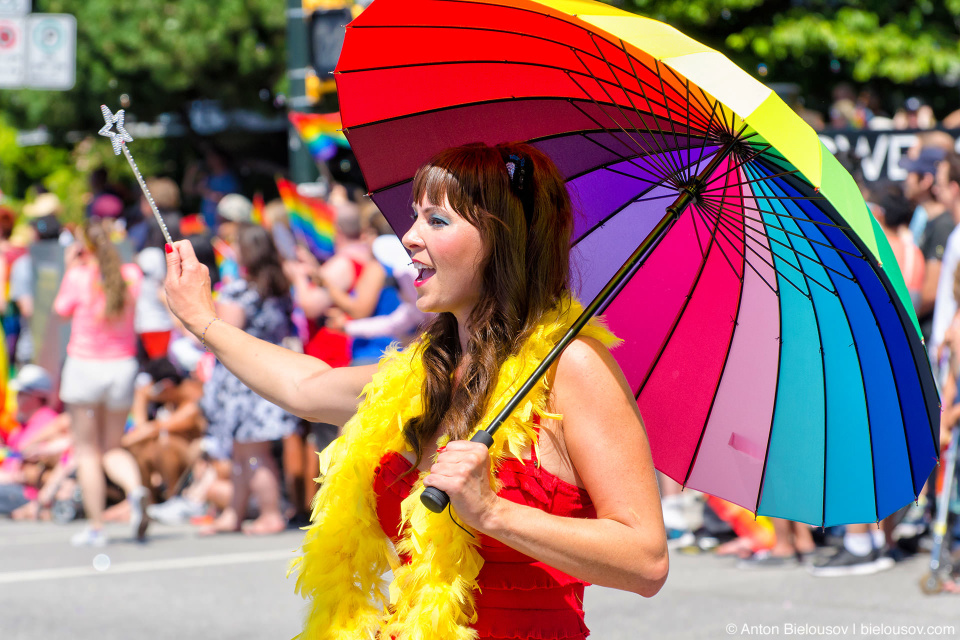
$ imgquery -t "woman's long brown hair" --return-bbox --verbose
[84,219,128,318]
[236,222,290,300]
[404,142,573,465]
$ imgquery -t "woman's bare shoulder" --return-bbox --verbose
[553,335,629,392]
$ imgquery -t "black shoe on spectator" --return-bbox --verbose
[807,547,894,577]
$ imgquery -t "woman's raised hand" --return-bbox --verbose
[164,241,217,336]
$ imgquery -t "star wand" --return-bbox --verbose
[98,105,173,246]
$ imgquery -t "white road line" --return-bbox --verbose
[0,549,295,584]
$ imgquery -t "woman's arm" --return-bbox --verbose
[164,240,376,425]
[284,259,335,319]
[424,337,668,597]
[325,260,387,319]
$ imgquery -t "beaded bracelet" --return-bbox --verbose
[200,317,222,351]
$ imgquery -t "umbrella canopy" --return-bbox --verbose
[335,0,940,527]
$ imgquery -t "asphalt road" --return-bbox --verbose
[0,518,957,639]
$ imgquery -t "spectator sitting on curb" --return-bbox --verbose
[123,357,205,504]
[0,365,73,520]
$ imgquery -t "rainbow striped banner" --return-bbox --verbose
[276,177,336,259]
[288,111,350,165]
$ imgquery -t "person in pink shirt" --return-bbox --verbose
[53,219,149,546]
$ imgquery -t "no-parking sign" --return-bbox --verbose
[0,17,25,87]
[25,13,75,89]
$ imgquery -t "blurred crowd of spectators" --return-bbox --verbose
[797,83,960,133]
[0,154,425,543]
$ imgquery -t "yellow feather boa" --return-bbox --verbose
[290,298,619,639]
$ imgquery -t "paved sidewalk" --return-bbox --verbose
[0,519,956,639]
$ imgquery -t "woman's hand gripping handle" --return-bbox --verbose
[421,430,495,513]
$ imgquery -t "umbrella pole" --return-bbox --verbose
[422,138,741,513]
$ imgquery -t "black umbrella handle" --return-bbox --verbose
[420,430,495,513]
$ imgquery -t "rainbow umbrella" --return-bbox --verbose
[335,0,940,526]
[276,177,337,260]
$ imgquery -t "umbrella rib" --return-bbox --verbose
[700,200,852,295]
[565,59,691,185]
[562,130,709,183]
[704,199,867,263]
[564,86,679,186]
[682,77,694,183]
[633,204,727,401]
[612,36,717,136]
[699,197,847,296]
[652,58,688,179]
[583,35,682,178]
[689,96,726,183]
[713,197,851,233]
[599,165,685,189]
[697,204,813,299]
[701,172,807,194]
[566,52,681,182]
[691,205,779,295]
[570,154,709,249]
[690,203,747,290]
[617,50,689,178]
[622,43,708,184]
[656,60,724,140]
[681,210,750,488]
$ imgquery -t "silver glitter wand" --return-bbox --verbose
[98,105,173,246]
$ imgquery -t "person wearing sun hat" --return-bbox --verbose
[23,192,64,244]
[211,193,251,284]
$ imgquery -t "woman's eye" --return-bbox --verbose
[429,215,449,227]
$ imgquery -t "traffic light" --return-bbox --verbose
[307,5,353,77]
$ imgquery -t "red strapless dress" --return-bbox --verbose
[374,445,596,640]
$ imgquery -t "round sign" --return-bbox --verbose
[0,24,16,49]
[32,19,61,53]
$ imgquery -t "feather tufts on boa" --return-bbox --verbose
[289,298,619,638]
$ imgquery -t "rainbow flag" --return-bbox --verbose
[276,177,336,260]
[211,236,236,271]
[288,111,350,165]
[179,214,208,237]
[251,192,265,226]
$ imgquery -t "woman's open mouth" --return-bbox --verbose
[414,266,436,287]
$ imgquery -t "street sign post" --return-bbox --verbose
[0,10,79,91]
[27,13,77,91]
[0,17,25,87]
[0,0,30,16]
[25,13,75,90]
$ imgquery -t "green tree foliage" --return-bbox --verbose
[0,114,146,223]
[617,0,960,114]
[2,0,287,135]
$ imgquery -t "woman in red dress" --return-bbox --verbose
[164,142,668,639]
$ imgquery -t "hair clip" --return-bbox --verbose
[500,149,534,224]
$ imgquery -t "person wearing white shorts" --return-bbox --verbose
[53,220,150,547]
[59,357,139,409]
